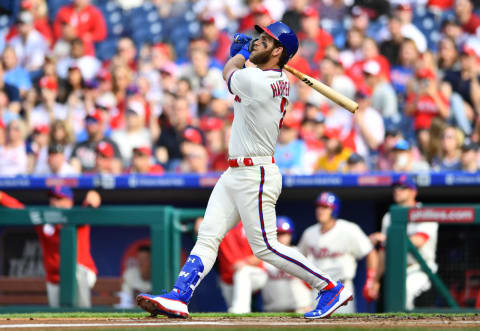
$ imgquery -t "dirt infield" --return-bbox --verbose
[0,315,480,330]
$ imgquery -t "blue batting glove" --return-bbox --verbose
[230,33,252,57]
[237,42,251,61]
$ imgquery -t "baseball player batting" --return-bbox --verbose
[136,21,352,319]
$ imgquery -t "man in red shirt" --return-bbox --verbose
[53,0,107,56]
[455,0,480,35]
[0,187,100,307]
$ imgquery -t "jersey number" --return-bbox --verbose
[278,97,287,129]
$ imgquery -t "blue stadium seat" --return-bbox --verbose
[0,14,12,34]
[95,37,118,61]
[47,0,70,22]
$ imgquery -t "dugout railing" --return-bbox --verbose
[385,204,480,313]
[0,206,204,310]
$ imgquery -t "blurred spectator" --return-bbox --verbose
[437,37,460,75]
[392,139,430,172]
[340,27,364,69]
[29,76,67,129]
[209,121,231,172]
[193,0,243,31]
[0,188,100,308]
[2,46,32,94]
[274,116,306,174]
[298,7,333,69]
[281,0,308,33]
[441,16,466,47]
[111,64,133,129]
[299,114,325,174]
[394,3,427,53]
[363,60,398,121]
[406,68,450,134]
[432,125,463,170]
[200,17,231,65]
[179,129,209,174]
[345,153,369,173]
[380,16,404,66]
[239,1,273,33]
[315,128,351,173]
[319,57,356,105]
[49,119,75,159]
[93,141,118,174]
[113,37,137,71]
[117,245,151,309]
[27,124,49,173]
[57,38,101,81]
[53,0,107,56]
[320,0,348,21]
[70,112,122,173]
[460,138,479,172]
[262,216,312,313]
[129,146,164,174]
[377,126,403,171]
[111,101,151,165]
[35,143,78,176]
[8,10,49,74]
[0,62,21,114]
[0,119,28,175]
[353,90,385,161]
[390,39,419,99]
[455,0,480,35]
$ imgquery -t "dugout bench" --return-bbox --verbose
[0,206,204,311]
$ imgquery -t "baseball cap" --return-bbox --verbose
[363,60,380,76]
[34,124,49,134]
[126,101,145,117]
[39,76,58,90]
[85,111,102,124]
[393,174,417,190]
[462,138,479,151]
[17,11,33,24]
[302,7,319,18]
[322,127,341,140]
[460,44,479,57]
[48,143,65,154]
[396,3,412,11]
[133,146,152,156]
[393,139,410,151]
[385,124,401,137]
[200,15,215,25]
[48,186,74,201]
[199,117,224,132]
[253,4,270,16]
[183,127,204,145]
[347,153,364,165]
[416,68,436,80]
[96,141,114,158]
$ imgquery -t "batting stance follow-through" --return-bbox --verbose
[136,21,353,319]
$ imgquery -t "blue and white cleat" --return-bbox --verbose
[304,282,353,319]
[136,291,189,319]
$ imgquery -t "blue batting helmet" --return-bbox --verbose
[316,192,340,218]
[255,21,299,61]
[277,216,295,234]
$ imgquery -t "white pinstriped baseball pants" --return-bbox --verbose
[191,164,335,293]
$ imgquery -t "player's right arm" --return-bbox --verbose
[222,54,246,83]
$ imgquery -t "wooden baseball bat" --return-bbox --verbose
[284,65,358,114]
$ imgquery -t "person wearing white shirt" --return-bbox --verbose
[34,143,78,176]
[56,38,101,81]
[0,119,27,176]
[30,77,68,128]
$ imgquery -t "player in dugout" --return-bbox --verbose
[369,175,438,310]
[298,192,379,313]
[0,186,100,307]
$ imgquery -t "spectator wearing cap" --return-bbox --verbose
[432,125,463,171]
[297,7,333,68]
[345,153,368,173]
[377,125,403,171]
[0,119,28,175]
[30,76,67,129]
[7,10,49,74]
[27,124,49,173]
[405,68,450,139]
[0,62,21,114]
[35,143,78,176]
[111,100,152,165]
[392,139,430,172]
[129,146,164,175]
[93,141,119,174]
[274,115,307,174]
[70,111,121,173]
[353,90,385,161]
[391,4,427,53]
[380,16,404,66]
[315,128,352,173]
[0,187,100,307]
[455,0,480,35]
[57,38,101,81]
[200,16,231,65]
[155,97,193,167]
[363,59,399,121]
[200,117,225,158]
[461,138,479,172]
[2,46,32,94]
[179,128,209,174]
[53,0,107,57]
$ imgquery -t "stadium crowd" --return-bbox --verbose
[0,0,480,176]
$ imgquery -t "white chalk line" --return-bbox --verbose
[0,320,479,328]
